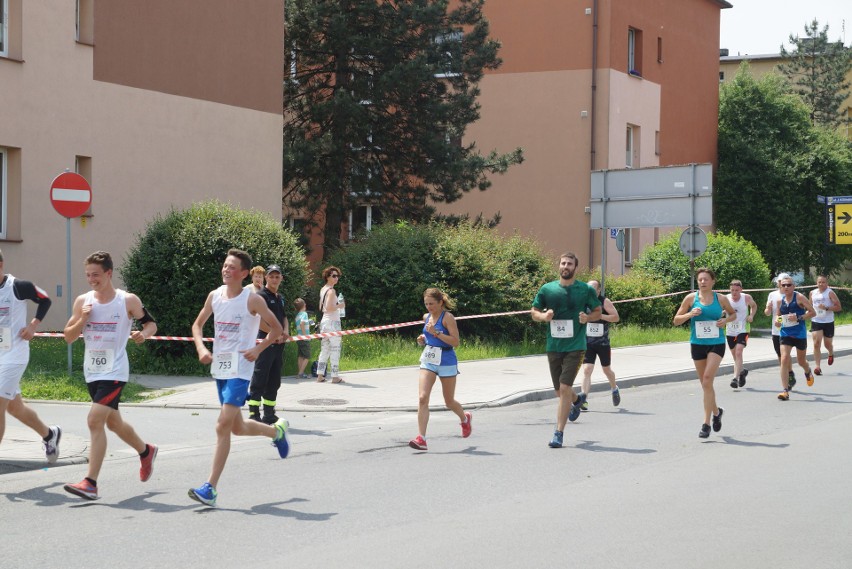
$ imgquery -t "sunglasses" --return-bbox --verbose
[330,274,340,278]
[780,283,793,288]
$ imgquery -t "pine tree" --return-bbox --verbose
[283,0,523,256]
[779,19,852,128]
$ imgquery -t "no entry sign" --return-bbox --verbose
[50,172,92,218]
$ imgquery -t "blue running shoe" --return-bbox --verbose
[548,430,564,448]
[273,419,290,458]
[188,482,217,507]
[568,392,587,422]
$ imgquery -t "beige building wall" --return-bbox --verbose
[0,1,283,330]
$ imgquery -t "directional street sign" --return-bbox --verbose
[834,203,852,245]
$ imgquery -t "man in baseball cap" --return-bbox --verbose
[247,263,289,423]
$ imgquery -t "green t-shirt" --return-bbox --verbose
[532,280,601,352]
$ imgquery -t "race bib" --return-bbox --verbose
[0,327,11,351]
[212,351,237,378]
[727,320,745,335]
[550,320,573,338]
[816,307,827,318]
[85,348,115,374]
[695,321,719,339]
[420,345,443,365]
[586,322,604,337]
[781,315,799,328]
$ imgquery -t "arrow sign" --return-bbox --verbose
[841,212,852,224]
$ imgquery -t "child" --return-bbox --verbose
[294,298,312,379]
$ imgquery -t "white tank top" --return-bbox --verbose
[211,286,260,380]
[83,289,133,382]
[0,275,31,364]
[811,287,836,324]
[725,293,749,337]
[768,290,782,337]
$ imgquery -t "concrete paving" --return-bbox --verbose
[3,325,849,465]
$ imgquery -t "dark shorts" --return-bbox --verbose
[773,334,781,358]
[547,351,585,390]
[690,343,725,361]
[726,333,748,350]
[583,342,612,367]
[297,339,311,358]
[811,321,835,338]
[87,380,127,410]
[780,336,807,351]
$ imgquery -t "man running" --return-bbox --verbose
[0,250,61,463]
[580,280,621,408]
[774,275,815,401]
[63,251,158,500]
[532,252,601,449]
[189,249,290,507]
[765,274,797,388]
[726,279,757,389]
[810,275,841,375]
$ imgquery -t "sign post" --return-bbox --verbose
[50,171,92,375]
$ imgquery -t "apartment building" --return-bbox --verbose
[0,1,284,329]
[437,0,731,272]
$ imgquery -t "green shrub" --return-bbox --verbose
[633,230,771,294]
[579,269,677,328]
[121,200,309,357]
[326,221,552,341]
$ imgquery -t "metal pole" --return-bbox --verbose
[690,164,697,291]
[600,171,607,295]
[66,217,72,375]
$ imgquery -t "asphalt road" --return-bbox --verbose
[2,362,851,569]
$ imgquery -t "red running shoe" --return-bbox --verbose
[408,435,427,450]
[64,479,98,500]
[461,412,472,438]
[828,355,834,366]
[140,444,158,482]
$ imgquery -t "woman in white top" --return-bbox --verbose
[809,275,842,375]
[316,266,346,383]
[245,266,266,294]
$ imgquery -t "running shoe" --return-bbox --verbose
[409,435,428,450]
[699,424,711,439]
[712,408,724,432]
[568,393,587,422]
[548,431,564,448]
[814,367,822,376]
[730,377,738,389]
[139,444,158,482]
[460,412,472,438]
[612,387,621,407]
[273,419,290,458]
[828,355,834,366]
[738,369,748,387]
[778,390,790,401]
[788,372,797,389]
[44,426,61,464]
[806,371,814,387]
[64,479,98,500]
[580,400,589,411]
[188,482,218,507]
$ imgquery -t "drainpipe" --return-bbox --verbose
[589,0,600,279]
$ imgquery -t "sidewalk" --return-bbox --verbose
[127,324,852,413]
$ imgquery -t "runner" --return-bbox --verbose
[810,275,841,375]
[0,250,61,463]
[765,274,797,388]
[580,280,621,409]
[775,275,815,401]
[62,251,158,500]
[189,248,290,507]
[408,288,471,451]
[725,279,757,389]
[532,252,601,449]
[673,268,736,439]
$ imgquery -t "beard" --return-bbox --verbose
[560,267,575,280]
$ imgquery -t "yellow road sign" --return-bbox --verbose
[835,204,852,244]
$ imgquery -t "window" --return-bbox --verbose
[0,0,7,57]
[626,125,634,168]
[655,130,660,156]
[433,30,463,78]
[628,27,643,76]
[75,155,93,216]
[719,71,725,82]
[76,0,94,45]
[348,205,383,239]
[0,148,6,238]
[657,36,663,63]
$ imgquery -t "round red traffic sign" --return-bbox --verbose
[50,172,92,218]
